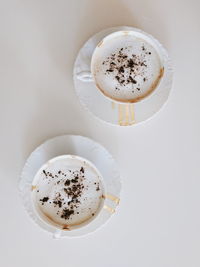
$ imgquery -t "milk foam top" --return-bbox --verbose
[32,155,104,230]
[91,31,164,103]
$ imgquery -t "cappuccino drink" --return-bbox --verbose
[91,31,164,103]
[32,155,104,230]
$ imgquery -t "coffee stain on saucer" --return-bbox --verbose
[130,104,135,123]
[63,225,70,230]
[123,31,129,35]
[125,104,129,125]
[31,185,37,191]
[118,104,135,126]
[104,194,120,204]
[103,205,115,214]
[97,40,103,47]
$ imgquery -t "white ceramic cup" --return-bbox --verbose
[31,155,106,235]
[77,30,165,104]
[19,135,121,238]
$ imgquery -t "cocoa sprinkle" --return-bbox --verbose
[103,45,151,92]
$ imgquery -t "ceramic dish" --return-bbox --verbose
[73,26,173,126]
[19,135,121,238]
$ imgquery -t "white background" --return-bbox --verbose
[0,0,200,266]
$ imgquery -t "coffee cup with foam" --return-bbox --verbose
[77,30,165,103]
[32,155,105,231]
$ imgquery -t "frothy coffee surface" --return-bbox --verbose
[92,33,163,102]
[32,156,104,229]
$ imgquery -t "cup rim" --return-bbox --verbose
[90,29,165,104]
[31,154,105,231]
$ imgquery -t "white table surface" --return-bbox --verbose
[0,0,200,266]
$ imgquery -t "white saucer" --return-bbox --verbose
[19,135,121,238]
[73,26,173,126]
